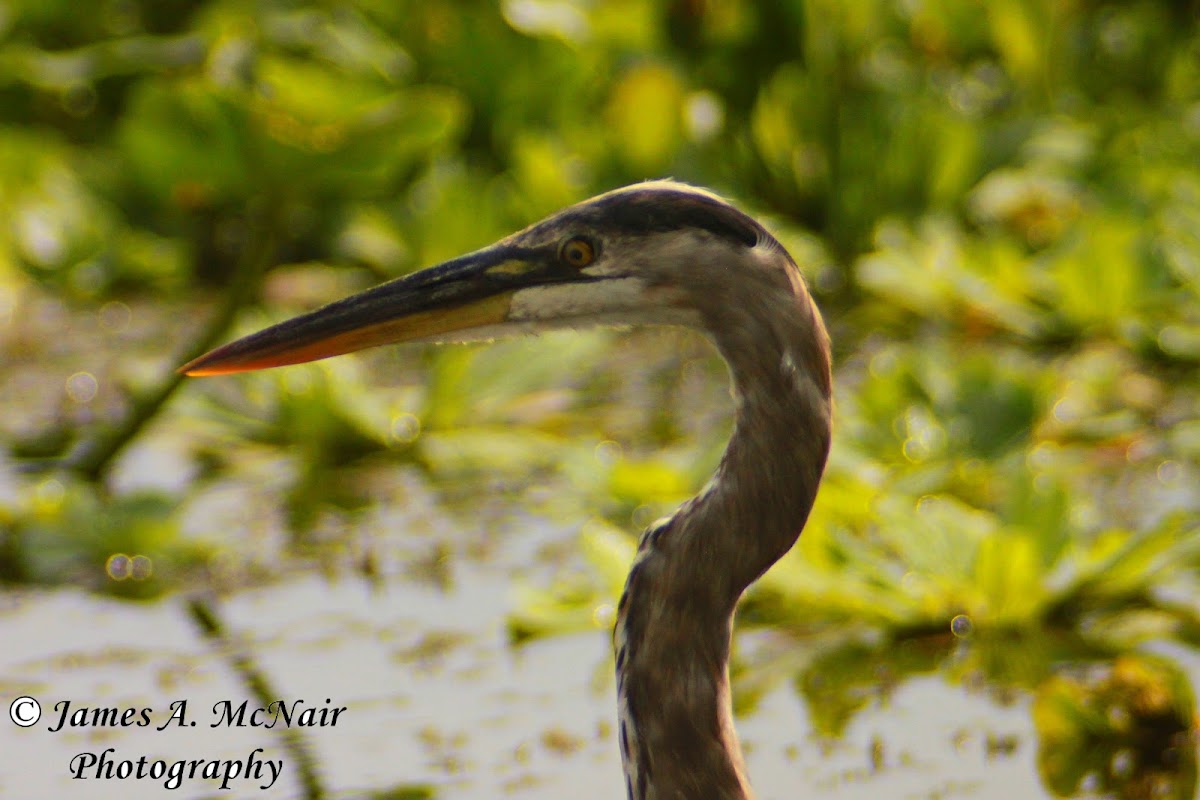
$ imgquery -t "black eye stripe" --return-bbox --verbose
[546,190,760,248]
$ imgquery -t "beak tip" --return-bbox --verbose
[178,348,240,377]
[175,256,520,379]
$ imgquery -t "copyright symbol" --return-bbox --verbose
[9,696,41,727]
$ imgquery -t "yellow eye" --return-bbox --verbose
[560,237,595,268]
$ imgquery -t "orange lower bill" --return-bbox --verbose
[181,291,514,376]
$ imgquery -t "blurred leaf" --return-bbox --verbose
[4,479,208,597]
[1034,655,1197,799]
[253,58,467,195]
[0,128,112,280]
[1050,215,1157,334]
[606,63,684,171]
[118,79,253,207]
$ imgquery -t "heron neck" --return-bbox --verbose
[615,288,832,800]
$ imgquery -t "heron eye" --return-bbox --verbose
[560,237,595,268]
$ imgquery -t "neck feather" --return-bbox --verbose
[614,280,832,800]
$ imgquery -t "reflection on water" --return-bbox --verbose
[11,513,1187,800]
[1,583,1043,800]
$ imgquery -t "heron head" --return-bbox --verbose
[181,181,799,376]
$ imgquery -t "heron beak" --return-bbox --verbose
[180,246,544,376]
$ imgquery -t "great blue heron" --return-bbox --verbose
[182,181,833,800]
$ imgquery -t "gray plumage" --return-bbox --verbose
[588,185,832,800]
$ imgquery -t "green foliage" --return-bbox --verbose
[0,478,209,597]
[1034,656,1197,799]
